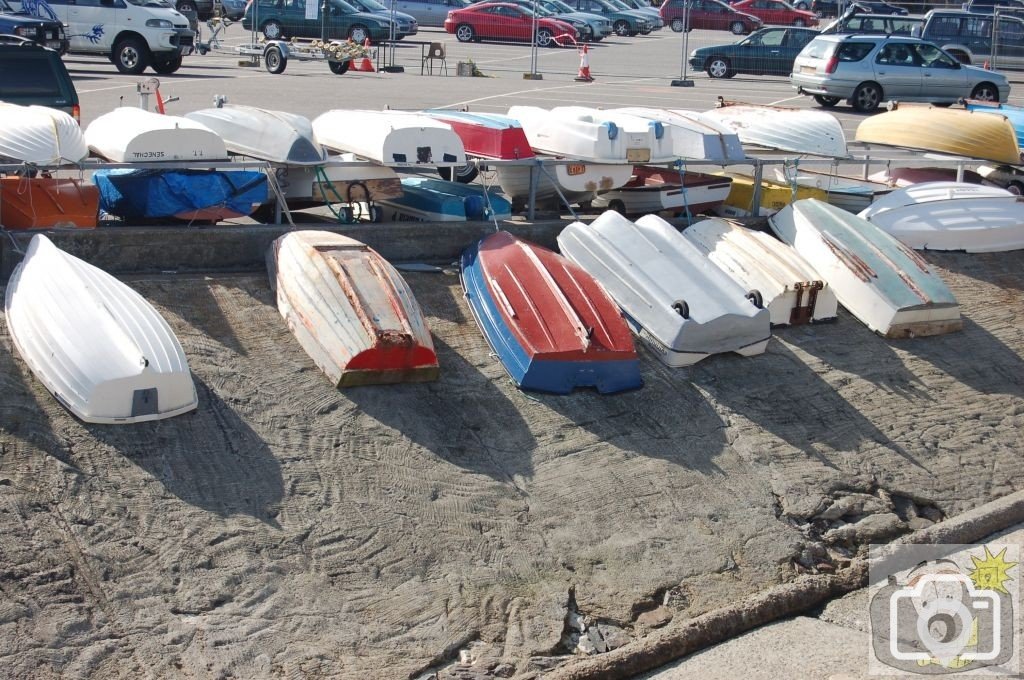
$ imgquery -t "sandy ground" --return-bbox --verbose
[0,248,1022,679]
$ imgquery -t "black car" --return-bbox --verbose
[0,0,66,53]
[0,39,79,121]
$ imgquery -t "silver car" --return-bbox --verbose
[790,33,1009,111]
[382,0,471,27]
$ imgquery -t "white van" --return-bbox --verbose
[15,0,195,74]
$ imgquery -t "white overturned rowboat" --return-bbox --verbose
[184,105,326,165]
[769,199,961,338]
[267,231,439,386]
[0,103,88,165]
[613,107,747,162]
[771,166,891,214]
[703,101,848,158]
[4,234,197,423]
[683,218,838,326]
[489,161,633,203]
[84,107,228,162]
[312,110,466,166]
[508,105,675,164]
[557,210,771,366]
[857,181,1024,252]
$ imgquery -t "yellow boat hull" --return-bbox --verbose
[722,173,827,215]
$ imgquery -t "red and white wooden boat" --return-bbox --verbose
[460,231,642,394]
[593,167,733,215]
[267,231,439,387]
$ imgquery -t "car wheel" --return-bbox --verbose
[971,82,999,102]
[852,82,882,112]
[455,23,475,42]
[113,37,150,75]
[730,20,746,34]
[329,59,349,74]
[349,24,369,44]
[536,28,554,47]
[613,19,630,36]
[262,19,282,39]
[792,18,805,26]
[265,45,286,74]
[1007,180,1024,195]
[152,54,183,74]
[670,17,685,32]
[813,94,840,107]
[706,57,732,79]
[438,163,479,183]
[581,26,593,40]
[178,0,196,13]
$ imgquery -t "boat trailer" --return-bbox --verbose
[236,38,370,75]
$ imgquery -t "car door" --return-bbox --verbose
[915,42,967,99]
[872,41,921,97]
[501,5,531,39]
[66,0,120,52]
[736,27,784,71]
[994,16,1024,70]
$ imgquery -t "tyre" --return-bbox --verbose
[672,300,689,319]
[113,37,150,75]
[536,27,555,47]
[613,19,630,36]
[813,94,840,107]
[1007,181,1024,196]
[369,205,383,223]
[730,20,746,34]
[746,290,763,309]
[348,24,369,44]
[329,59,349,74]
[670,17,685,32]
[265,45,286,74]
[851,82,882,112]
[609,199,626,214]
[152,53,183,74]
[178,1,196,12]
[455,23,475,42]
[438,163,479,184]
[792,18,805,26]
[971,82,999,102]
[262,19,282,39]
[706,57,732,79]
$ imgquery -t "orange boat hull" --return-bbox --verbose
[0,177,98,230]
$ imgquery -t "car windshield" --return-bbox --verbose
[125,0,175,7]
[606,0,632,8]
[334,0,360,11]
[357,0,387,9]
[545,0,576,11]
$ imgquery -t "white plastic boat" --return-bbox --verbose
[0,103,88,165]
[268,231,439,386]
[703,102,848,158]
[857,181,1024,252]
[84,107,228,163]
[184,105,326,165]
[489,161,633,203]
[770,166,891,213]
[769,199,961,338]
[4,234,198,423]
[269,153,403,208]
[683,218,838,326]
[591,167,733,216]
[311,110,466,166]
[557,211,771,366]
[613,107,747,162]
[507,106,676,163]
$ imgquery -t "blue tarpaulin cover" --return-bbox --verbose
[93,169,267,219]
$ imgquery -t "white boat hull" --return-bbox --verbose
[508,106,675,163]
[770,167,891,214]
[0,103,88,165]
[4,235,197,423]
[557,211,771,366]
[312,110,466,167]
[489,162,632,202]
[703,104,848,158]
[269,155,402,205]
[770,199,962,338]
[613,107,747,162]
[185,105,326,165]
[85,107,228,163]
[857,181,1024,253]
[683,218,838,326]
[592,171,733,215]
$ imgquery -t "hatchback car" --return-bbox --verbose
[732,0,817,26]
[568,0,652,35]
[243,0,394,42]
[0,0,66,53]
[690,25,818,76]
[502,0,613,40]
[791,33,1009,111]
[444,1,578,45]
[0,39,79,121]
[820,12,923,35]
[661,0,763,34]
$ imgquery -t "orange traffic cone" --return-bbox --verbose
[155,88,166,114]
[575,44,593,82]
[352,37,375,72]
[983,59,991,70]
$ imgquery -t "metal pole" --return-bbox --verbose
[671,0,693,87]
[524,0,542,79]
[382,2,404,72]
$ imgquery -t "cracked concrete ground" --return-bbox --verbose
[0,248,1021,679]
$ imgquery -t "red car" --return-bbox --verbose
[444,2,579,46]
[731,0,818,26]
[660,0,763,34]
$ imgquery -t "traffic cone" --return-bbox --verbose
[575,43,593,82]
[352,37,375,72]
[155,88,166,114]
[983,59,991,70]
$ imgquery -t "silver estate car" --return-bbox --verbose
[790,33,1009,112]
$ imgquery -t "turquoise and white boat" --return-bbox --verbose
[769,199,962,338]
[377,177,511,222]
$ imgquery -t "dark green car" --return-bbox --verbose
[688,25,818,78]
[242,0,393,43]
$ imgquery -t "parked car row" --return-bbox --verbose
[242,0,418,43]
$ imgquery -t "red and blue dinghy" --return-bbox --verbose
[460,231,642,395]
[424,110,535,161]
